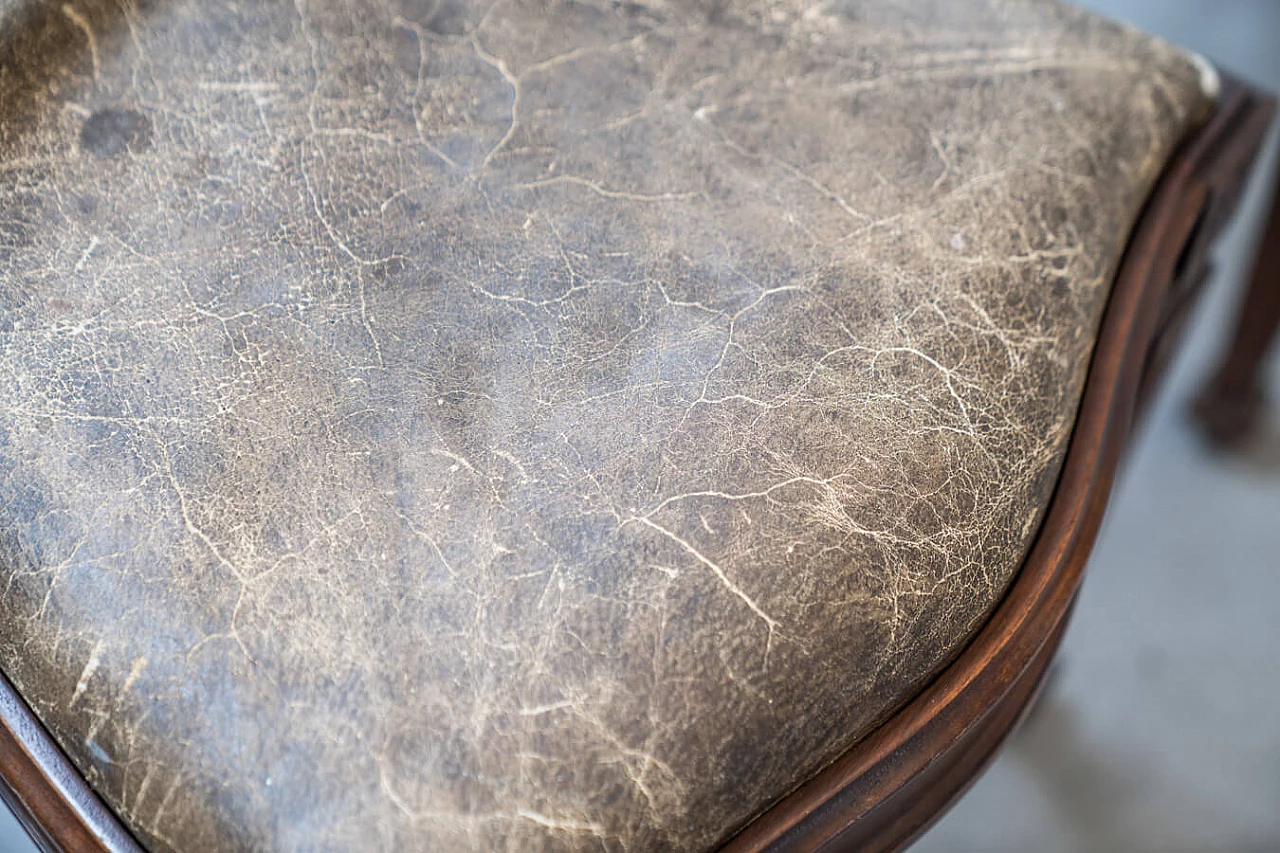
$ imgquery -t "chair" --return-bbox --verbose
[0,0,1274,850]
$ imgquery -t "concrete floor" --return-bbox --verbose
[2,2,1278,852]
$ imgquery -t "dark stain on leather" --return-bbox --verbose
[0,0,1211,850]
[80,109,152,158]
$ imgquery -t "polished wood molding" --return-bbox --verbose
[0,77,1274,853]
[0,673,140,853]
[722,75,1276,853]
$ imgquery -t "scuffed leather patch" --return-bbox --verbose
[0,0,1208,850]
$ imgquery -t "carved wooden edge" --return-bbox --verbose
[0,77,1273,853]
[0,672,141,853]
[722,75,1277,853]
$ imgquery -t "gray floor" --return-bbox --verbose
[0,807,23,853]
[3,2,1279,852]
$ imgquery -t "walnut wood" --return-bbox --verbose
[0,76,1273,853]
[722,75,1276,853]
[1193,152,1280,446]
[0,674,141,853]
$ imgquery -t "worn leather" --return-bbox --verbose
[0,0,1210,850]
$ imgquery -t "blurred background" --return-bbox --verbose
[916,1,1280,852]
[2,1,1278,851]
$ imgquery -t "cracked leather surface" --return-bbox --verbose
[0,0,1210,850]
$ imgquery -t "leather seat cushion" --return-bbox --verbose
[0,0,1209,850]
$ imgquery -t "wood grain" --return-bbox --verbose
[0,673,140,852]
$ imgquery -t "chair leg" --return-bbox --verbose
[1193,166,1280,447]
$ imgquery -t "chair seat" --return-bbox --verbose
[0,0,1211,850]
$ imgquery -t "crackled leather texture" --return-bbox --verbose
[0,0,1209,850]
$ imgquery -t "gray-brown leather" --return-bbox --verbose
[0,0,1211,849]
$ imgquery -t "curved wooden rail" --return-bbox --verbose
[723,75,1276,853]
[0,673,140,853]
